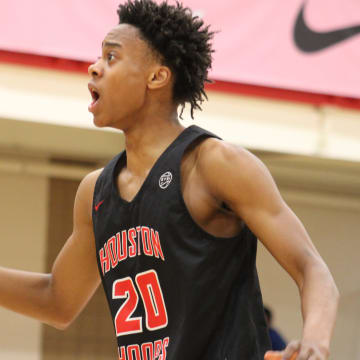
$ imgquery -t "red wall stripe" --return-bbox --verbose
[1,50,360,110]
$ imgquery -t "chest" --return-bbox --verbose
[116,154,209,214]
[116,156,242,238]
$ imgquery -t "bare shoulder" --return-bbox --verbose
[77,168,103,199]
[74,168,104,223]
[79,168,103,191]
[196,137,268,182]
[193,137,281,212]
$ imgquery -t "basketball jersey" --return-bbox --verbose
[92,125,271,360]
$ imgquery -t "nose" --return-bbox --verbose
[88,60,103,78]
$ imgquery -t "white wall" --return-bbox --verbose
[0,172,49,360]
[1,62,360,163]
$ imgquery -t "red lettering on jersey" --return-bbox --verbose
[118,346,126,360]
[127,344,141,360]
[162,337,169,360]
[154,340,163,360]
[117,337,169,360]
[141,342,154,360]
[107,236,118,269]
[99,243,110,275]
[141,227,153,256]
[151,229,164,261]
[128,228,137,257]
[136,226,142,256]
[135,270,168,331]
[99,227,163,274]
[117,231,128,262]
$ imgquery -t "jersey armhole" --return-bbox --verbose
[176,136,241,241]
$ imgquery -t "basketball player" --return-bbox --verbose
[0,1,338,359]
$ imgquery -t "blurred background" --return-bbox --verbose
[0,0,359,359]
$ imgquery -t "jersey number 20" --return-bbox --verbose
[112,269,168,336]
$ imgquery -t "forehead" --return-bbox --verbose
[103,24,146,51]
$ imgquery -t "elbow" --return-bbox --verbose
[49,322,69,331]
[47,316,73,331]
[44,276,78,330]
[45,310,76,331]
[53,318,72,330]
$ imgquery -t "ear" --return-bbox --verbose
[147,66,172,90]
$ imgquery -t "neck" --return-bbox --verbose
[122,106,185,176]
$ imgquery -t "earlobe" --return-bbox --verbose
[148,67,171,90]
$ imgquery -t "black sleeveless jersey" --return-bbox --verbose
[92,125,271,360]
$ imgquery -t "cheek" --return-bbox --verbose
[125,65,147,91]
[114,71,147,107]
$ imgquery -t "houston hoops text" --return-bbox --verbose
[99,226,165,275]
[118,337,170,360]
[99,228,170,359]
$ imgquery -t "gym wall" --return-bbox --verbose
[0,62,359,360]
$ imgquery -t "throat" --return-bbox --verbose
[117,172,146,203]
[123,125,185,177]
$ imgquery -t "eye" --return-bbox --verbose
[107,53,116,62]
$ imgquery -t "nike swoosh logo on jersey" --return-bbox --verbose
[95,200,104,212]
[294,2,360,53]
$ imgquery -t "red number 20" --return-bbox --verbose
[112,270,168,337]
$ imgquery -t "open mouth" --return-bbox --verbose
[91,89,100,104]
[88,84,101,112]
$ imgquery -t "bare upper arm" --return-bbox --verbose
[196,139,324,287]
[49,168,103,324]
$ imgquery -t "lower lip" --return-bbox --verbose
[88,98,100,113]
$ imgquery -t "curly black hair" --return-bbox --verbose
[117,0,214,118]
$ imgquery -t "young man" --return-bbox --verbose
[0,1,338,359]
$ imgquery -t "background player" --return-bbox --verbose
[0,1,338,359]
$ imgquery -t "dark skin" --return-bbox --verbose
[0,24,338,360]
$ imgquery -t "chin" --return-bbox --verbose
[93,114,110,128]
[94,115,126,132]
[93,120,105,128]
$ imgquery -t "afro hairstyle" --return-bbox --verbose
[117,0,215,118]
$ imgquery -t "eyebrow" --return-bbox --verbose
[102,41,122,49]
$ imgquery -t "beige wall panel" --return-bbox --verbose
[183,92,322,156]
[258,197,360,360]
[0,172,48,360]
[0,118,123,163]
[43,179,117,360]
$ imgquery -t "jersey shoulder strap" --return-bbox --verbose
[159,125,221,170]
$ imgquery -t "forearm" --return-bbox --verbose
[299,260,339,353]
[0,266,64,328]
